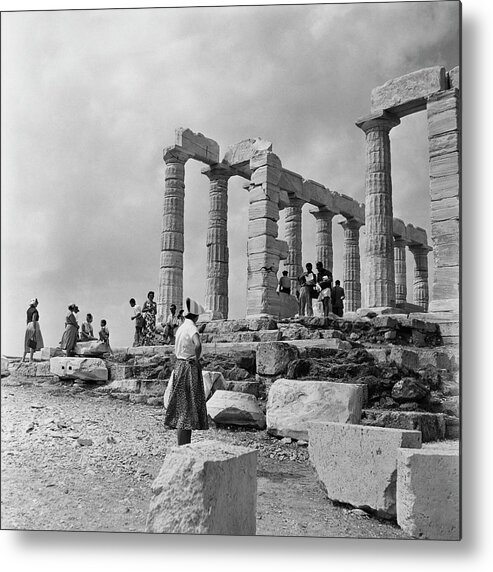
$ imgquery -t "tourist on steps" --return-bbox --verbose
[277,270,291,295]
[315,261,333,317]
[80,313,97,341]
[129,298,144,346]
[331,280,345,317]
[163,303,180,345]
[298,263,316,317]
[98,319,112,354]
[60,304,80,357]
[22,298,44,362]
[164,297,209,446]
[141,290,158,345]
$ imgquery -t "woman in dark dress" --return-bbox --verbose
[22,298,44,362]
[60,304,80,357]
[141,291,158,346]
[164,298,208,445]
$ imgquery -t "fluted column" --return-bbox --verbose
[340,218,363,312]
[158,147,191,322]
[202,164,232,319]
[356,111,400,307]
[312,208,336,272]
[394,237,407,305]
[409,245,431,312]
[284,195,304,293]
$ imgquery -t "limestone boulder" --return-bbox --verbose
[362,409,446,442]
[206,390,266,429]
[202,371,227,400]
[278,292,299,319]
[256,342,299,376]
[74,341,109,357]
[146,440,257,535]
[1,356,10,377]
[49,357,108,382]
[391,377,430,402]
[267,379,364,441]
[397,447,460,539]
[309,422,422,518]
[40,347,64,360]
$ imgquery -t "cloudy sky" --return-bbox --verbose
[1,0,460,356]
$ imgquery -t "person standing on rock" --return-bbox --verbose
[80,313,97,341]
[298,263,316,317]
[331,280,345,317]
[164,297,208,446]
[141,290,158,345]
[277,270,291,295]
[315,261,333,317]
[163,303,180,345]
[129,298,144,346]
[22,298,44,362]
[60,304,80,357]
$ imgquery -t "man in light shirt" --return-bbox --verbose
[129,298,143,346]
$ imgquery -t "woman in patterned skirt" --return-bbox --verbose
[22,298,44,362]
[164,298,208,445]
[141,290,158,345]
[60,304,80,357]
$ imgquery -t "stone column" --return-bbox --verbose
[284,195,304,293]
[158,147,191,322]
[409,245,431,312]
[246,151,282,318]
[356,111,400,308]
[312,208,336,272]
[394,237,407,306]
[202,164,232,320]
[340,218,363,312]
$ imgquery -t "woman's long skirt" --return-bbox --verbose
[24,321,44,352]
[164,359,209,430]
[60,324,78,353]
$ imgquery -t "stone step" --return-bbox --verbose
[361,409,446,442]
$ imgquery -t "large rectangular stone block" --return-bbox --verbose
[267,379,364,441]
[308,422,421,518]
[146,440,257,535]
[371,66,447,116]
[174,128,219,165]
[40,347,64,360]
[397,447,460,539]
[50,357,108,382]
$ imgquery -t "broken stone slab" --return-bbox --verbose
[362,410,446,443]
[389,347,420,370]
[256,342,299,376]
[202,371,227,400]
[371,66,448,116]
[74,341,109,357]
[175,128,219,165]
[397,447,460,539]
[206,390,266,429]
[40,347,64,360]
[146,440,257,535]
[267,379,364,441]
[308,422,422,519]
[225,381,259,397]
[49,357,108,382]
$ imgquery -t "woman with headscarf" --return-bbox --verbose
[60,304,80,357]
[22,298,44,362]
[164,298,208,445]
[141,290,157,345]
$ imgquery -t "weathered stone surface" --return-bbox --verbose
[50,357,108,382]
[309,422,421,518]
[107,379,141,393]
[225,380,259,397]
[448,66,460,89]
[35,362,53,377]
[1,356,10,377]
[392,377,430,402]
[140,380,166,396]
[202,371,227,400]
[362,410,445,442]
[175,128,219,165]
[256,342,299,376]
[146,440,257,535]
[40,347,64,360]
[267,379,364,441]
[278,292,299,319]
[223,137,272,168]
[397,447,459,539]
[389,347,419,370]
[74,341,109,357]
[371,66,447,116]
[206,390,266,428]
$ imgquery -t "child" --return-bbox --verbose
[98,319,112,354]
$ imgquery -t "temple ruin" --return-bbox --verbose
[157,65,460,324]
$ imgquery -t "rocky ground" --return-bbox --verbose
[1,374,410,538]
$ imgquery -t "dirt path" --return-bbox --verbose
[1,375,409,538]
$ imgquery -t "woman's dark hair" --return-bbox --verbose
[101,319,107,326]
[87,313,92,320]
[185,313,198,321]
[147,291,154,299]
[68,304,74,311]
[129,298,135,305]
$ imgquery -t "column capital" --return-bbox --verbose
[163,145,192,165]
[201,163,233,181]
[311,207,337,221]
[409,243,433,255]
[393,236,408,248]
[339,217,364,231]
[286,193,305,209]
[355,110,400,134]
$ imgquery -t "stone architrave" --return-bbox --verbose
[158,146,191,321]
[246,151,283,318]
[409,244,431,312]
[284,195,304,293]
[394,237,408,305]
[267,379,364,441]
[49,357,108,382]
[308,422,422,519]
[397,447,460,540]
[312,208,337,272]
[146,440,257,535]
[175,128,219,165]
[202,164,232,320]
[340,218,363,312]
[427,87,460,314]
[356,111,400,308]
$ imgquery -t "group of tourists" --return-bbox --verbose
[278,262,345,317]
[59,304,111,357]
[129,291,185,347]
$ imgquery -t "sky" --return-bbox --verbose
[1,0,460,356]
